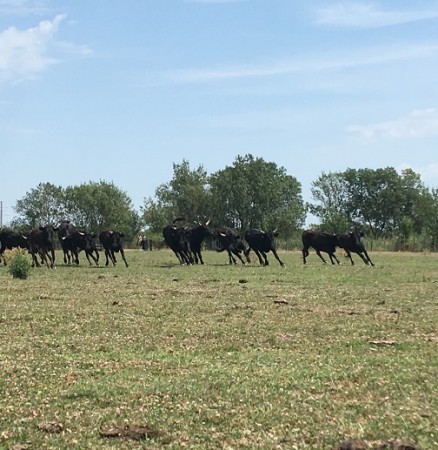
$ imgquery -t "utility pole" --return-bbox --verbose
[0,201,2,228]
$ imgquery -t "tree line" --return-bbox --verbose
[8,154,438,250]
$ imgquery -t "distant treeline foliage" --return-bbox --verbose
[9,155,438,251]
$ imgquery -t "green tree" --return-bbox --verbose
[142,160,211,232]
[309,167,432,240]
[308,172,351,232]
[419,188,438,251]
[209,154,305,235]
[343,167,404,238]
[64,181,140,241]
[14,182,66,227]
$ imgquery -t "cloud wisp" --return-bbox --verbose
[0,0,50,16]
[0,14,91,84]
[165,42,438,84]
[346,109,438,142]
[315,2,438,28]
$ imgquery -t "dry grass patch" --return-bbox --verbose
[0,250,436,449]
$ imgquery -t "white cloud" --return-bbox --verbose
[167,43,438,84]
[0,14,91,84]
[0,0,49,15]
[346,109,438,141]
[315,2,438,28]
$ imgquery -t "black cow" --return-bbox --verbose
[244,229,285,267]
[57,220,77,264]
[337,231,374,266]
[186,221,212,264]
[302,230,340,265]
[28,225,59,268]
[216,227,250,265]
[61,230,99,266]
[162,223,193,265]
[99,230,128,267]
[0,228,30,265]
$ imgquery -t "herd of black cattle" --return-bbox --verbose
[0,218,374,269]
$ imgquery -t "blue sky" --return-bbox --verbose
[1,0,438,225]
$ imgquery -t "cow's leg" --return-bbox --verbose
[30,249,41,267]
[233,249,247,265]
[40,250,51,269]
[328,252,341,265]
[171,247,182,264]
[361,250,374,266]
[261,251,269,266]
[49,248,56,268]
[110,250,117,266]
[302,247,309,264]
[104,249,111,266]
[344,250,355,265]
[197,251,204,265]
[271,249,285,267]
[227,249,237,264]
[85,250,99,266]
[178,250,189,265]
[119,248,129,268]
[72,249,80,265]
[315,250,328,263]
[254,249,264,265]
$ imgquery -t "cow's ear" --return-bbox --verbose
[120,233,125,237]
[92,233,97,238]
[39,226,45,231]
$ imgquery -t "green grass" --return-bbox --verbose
[0,250,437,449]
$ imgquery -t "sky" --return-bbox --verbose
[1,0,438,226]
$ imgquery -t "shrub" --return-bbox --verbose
[6,248,32,279]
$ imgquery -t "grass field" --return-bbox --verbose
[0,249,437,449]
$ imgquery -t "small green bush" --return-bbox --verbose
[7,251,32,279]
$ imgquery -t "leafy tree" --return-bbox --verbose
[14,182,66,228]
[209,154,305,235]
[142,160,211,232]
[309,167,433,240]
[64,181,140,240]
[308,172,351,232]
[419,188,438,251]
[342,167,405,238]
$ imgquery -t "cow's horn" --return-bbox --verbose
[205,219,211,226]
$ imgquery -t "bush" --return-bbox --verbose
[6,249,32,279]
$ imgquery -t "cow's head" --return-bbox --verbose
[108,231,124,249]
